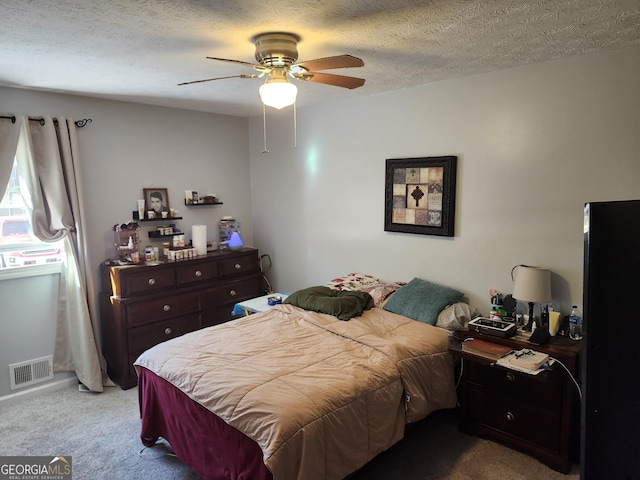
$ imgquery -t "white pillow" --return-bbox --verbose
[436,302,480,331]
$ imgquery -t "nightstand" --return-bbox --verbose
[232,293,290,316]
[449,329,582,474]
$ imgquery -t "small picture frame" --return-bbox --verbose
[143,188,170,219]
[191,190,199,204]
[384,156,457,237]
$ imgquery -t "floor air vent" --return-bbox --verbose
[9,355,54,390]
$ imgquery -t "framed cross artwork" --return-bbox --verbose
[384,156,457,237]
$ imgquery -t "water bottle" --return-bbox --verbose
[569,305,583,340]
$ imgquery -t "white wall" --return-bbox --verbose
[248,45,640,316]
[0,88,252,396]
[0,88,254,267]
[0,272,69,397]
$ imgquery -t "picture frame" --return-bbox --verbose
[143,187,170,219]
[384,156,457,237]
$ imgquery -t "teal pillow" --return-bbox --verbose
[382,277,464,325]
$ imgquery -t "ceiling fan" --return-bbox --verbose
[179,32,365,109]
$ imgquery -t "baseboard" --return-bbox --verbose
[0,373,78,407]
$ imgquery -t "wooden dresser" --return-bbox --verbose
[100,247,263,389]
[450,330,582,473]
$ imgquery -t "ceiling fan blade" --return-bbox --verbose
[294,54,364,72]
[293,71,365,89]
[178,74,257,86]
[206,56,265,70]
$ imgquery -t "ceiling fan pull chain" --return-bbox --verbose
[262,103,269,154]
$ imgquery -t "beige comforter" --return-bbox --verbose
[135,304,456,480]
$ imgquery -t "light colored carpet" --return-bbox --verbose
[350,409,580,480]
[0,384,579,479]
[0,384,198,480]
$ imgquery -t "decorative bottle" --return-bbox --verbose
[569,305,583,340]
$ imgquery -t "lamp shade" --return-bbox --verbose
[259,69,297,109]
[512,266,552,303]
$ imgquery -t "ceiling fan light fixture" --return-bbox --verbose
[181,31,365,114]
[259,69,297,109]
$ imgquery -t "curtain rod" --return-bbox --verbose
[0,115,92,128]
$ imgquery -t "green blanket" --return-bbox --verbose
[284,286,374,320]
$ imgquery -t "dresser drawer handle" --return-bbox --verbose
[195,270,202,277]
[506,412,515,422]
[234,263,242,270]
[506,372,515,382]
[164,328,172,335]
[163,304,171,312]
[229,289,237,297]
[148,278,156,286]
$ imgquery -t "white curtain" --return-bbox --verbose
[1,114,107,392]
[0,115,21,195]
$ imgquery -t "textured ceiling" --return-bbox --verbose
[1,0,639,117]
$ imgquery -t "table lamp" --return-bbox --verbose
[512,265,552,344]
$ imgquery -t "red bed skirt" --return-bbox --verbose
[137,366,273,480]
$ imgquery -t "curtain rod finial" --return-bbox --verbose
[75,118,92,128]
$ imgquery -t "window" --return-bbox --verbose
[0,159,63,275]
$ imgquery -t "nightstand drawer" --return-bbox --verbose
[128,313,201,354]
[466,383,561,451]
[466,361,562,409]
[125,291,200,327]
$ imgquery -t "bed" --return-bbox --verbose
[135,275,477,480]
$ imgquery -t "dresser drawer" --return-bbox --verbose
[202,275,262,309]
[201,304,243,328]
[465,383,561,451]
[466,361,562,409]
[176,259,218,286]
[128,313,201,358]
[118,267,176,297]
[125,291,200,327]
[218,252,259,279]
